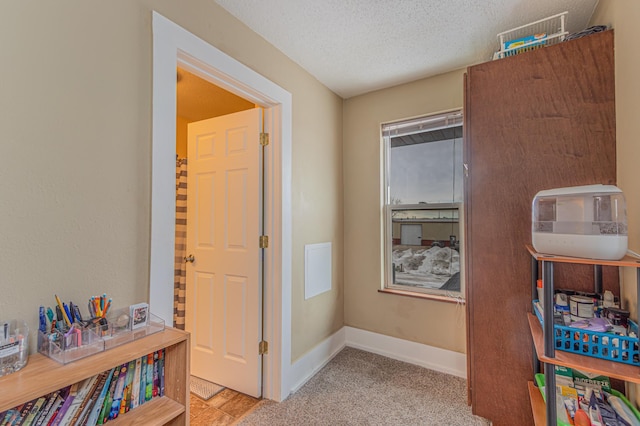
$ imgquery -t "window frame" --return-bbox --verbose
[381,110,464,301]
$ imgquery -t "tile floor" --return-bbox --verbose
[190,389,261,425]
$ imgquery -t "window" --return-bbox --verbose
[382,110,464,299]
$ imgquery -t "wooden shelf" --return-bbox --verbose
[526,244,640,268]
[527,313,640,384]
[0,326,189,424]
[528,381,546,426]
[110,396,184,425]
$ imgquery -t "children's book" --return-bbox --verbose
[1,406,22,426]
[120,360,136,414]
[97,366,120,425]
[108,363,128,420]
[85,367,115,426]
[152,351,159,398]
[51,381,80,426]
[158,349,165,397]
[76,369,111,426]
[138,355,147,407]
[145,353,154,401]
[60,375,99,426]
[130,357,142,410]
[13,398,36,425]
[33,391,59,426]
[21,396,47,426]
[39,394,64,426]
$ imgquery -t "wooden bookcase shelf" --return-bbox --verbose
[528,313,640,384]
[527,245,640,424]
[0,326,190,425]
[528,381,546,426]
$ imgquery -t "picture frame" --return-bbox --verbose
[130,303,149,330]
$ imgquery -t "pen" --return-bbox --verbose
[63,302,72,325]
[46,307,54,323]
[72,303,83,322]
[55,294,72,327]
[39,306,47,333]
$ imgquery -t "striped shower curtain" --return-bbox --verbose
[174,158,188,330]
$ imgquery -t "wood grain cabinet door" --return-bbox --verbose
[464,30,616,426]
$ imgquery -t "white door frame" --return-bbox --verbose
[150,11,292,401]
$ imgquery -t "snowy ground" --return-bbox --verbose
[392,245,460,289]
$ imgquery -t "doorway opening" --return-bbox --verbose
[150,12,293,401]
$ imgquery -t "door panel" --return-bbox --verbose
[464,31,616,425]
[185,108,262,398]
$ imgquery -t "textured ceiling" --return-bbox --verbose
[215,0,600,98]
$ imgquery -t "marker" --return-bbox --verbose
[103,299,112,317]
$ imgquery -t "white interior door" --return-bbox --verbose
[185,108,262,398]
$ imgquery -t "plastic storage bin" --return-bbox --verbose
[38,323,104,364]
[0,320,29,376]
[535,374,640,426]
[533,301,640,366]
[532,184,628,260]
[100,308,165,350]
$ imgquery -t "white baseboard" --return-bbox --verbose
[345,326,467,378]
[286,327,346,395]
[283,325,466,399]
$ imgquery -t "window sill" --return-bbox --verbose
[378,288,465,304]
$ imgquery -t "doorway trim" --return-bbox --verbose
[150,11,292,401]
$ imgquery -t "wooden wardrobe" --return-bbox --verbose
[464,30,616,425]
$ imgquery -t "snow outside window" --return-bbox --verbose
[382,111,464,299]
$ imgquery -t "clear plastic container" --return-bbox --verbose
[38,323,104,364]
[532,184,628,260]
[0,320,29,376]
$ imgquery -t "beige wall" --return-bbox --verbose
[343,70,467,352]
[0,1,343,362]
[392,222,460,242]
[591,0,640,406]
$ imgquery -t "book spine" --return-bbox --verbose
[152,351,160,398]
[76,370,110,426]
[120,360,136,414]
[108,363,128,420]
[41,395,63,426]
[145,353,153,401]
[22,396,47,426]
[15,399,37,426]
[1,407,22,426]
[138,355,147,407]
[62,376,97,426]
[86,367,115,426]
[158,349,165,397]
[97,368,117,426]
[51,382,79,426]
[34,392,59,426]
[130,357,142,410]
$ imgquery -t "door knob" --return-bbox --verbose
[184,254,195,263]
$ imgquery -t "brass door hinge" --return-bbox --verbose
[259,235,269,248]
[259,340,269,355]
[260,133,269,146]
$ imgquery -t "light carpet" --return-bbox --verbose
[190,375,225,400]
[238,347,490,425]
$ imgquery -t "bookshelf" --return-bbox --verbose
[0,326,190,425]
